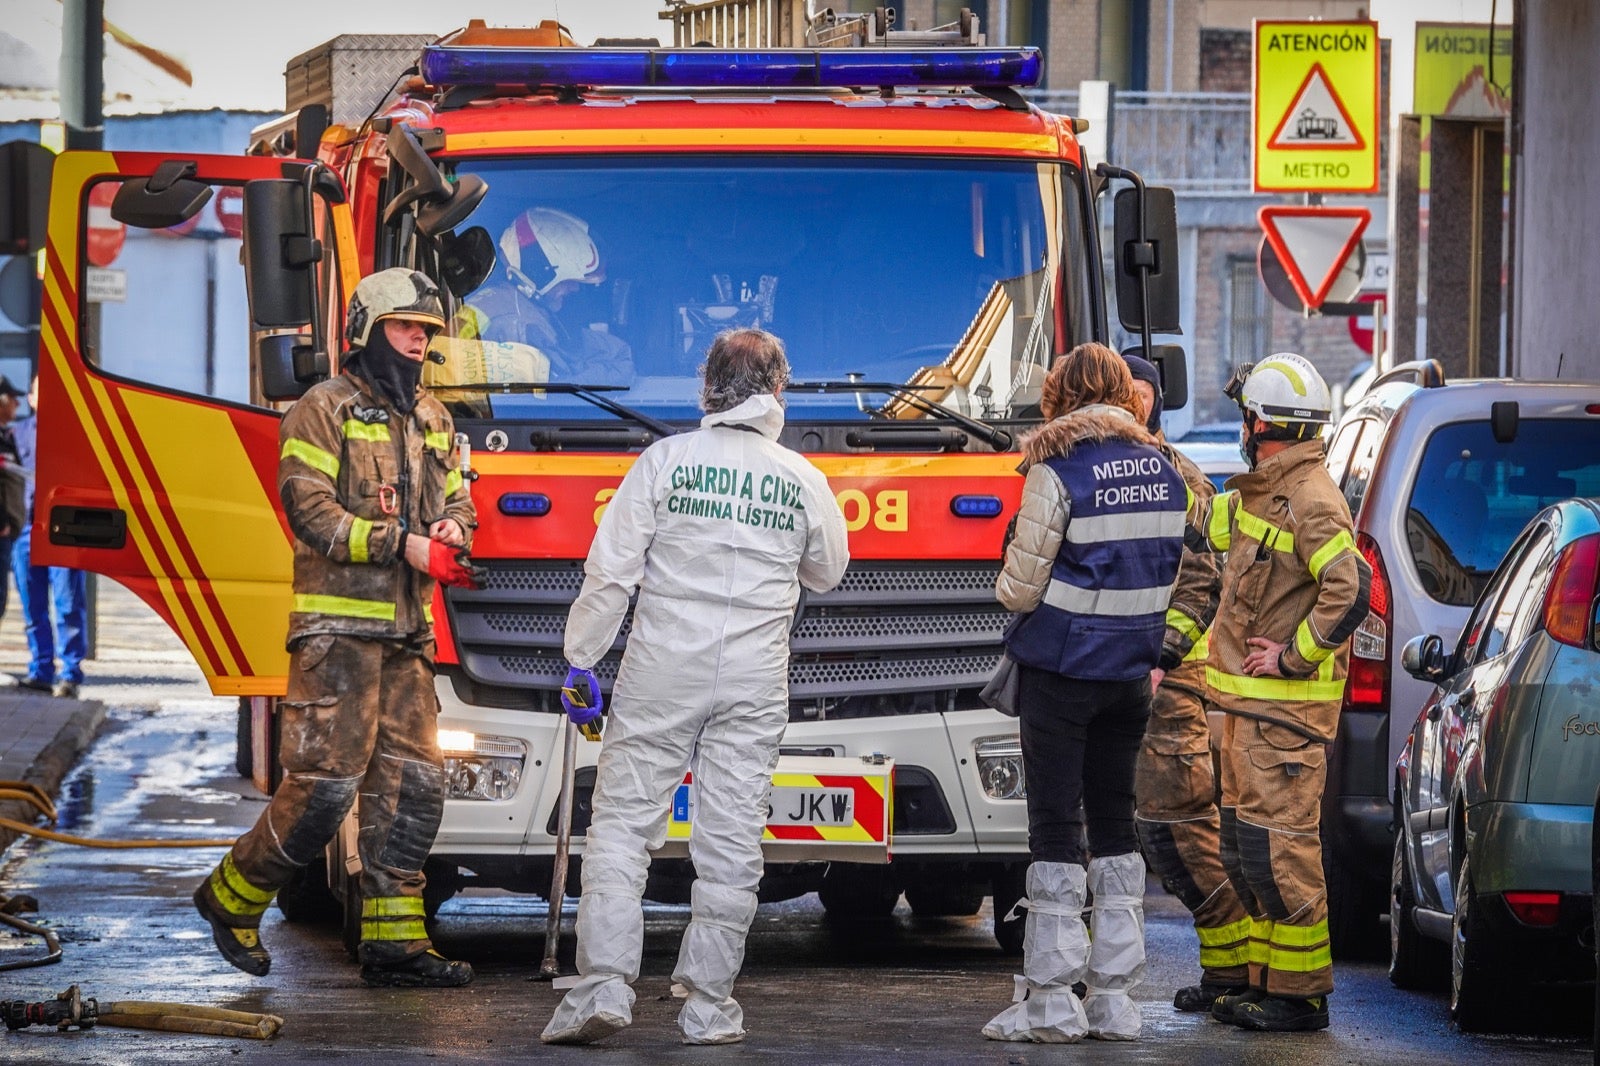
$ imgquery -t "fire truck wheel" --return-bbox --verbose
[905,880,985,918]
[235,698,252,779]
[991,862,1027,955]
[277,857,341,924]
[422,858,461,922]
[817,863,899,920]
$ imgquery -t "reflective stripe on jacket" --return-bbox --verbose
[279,370,476,645]
[998,404,1186,683]
[1188,438,1371,742]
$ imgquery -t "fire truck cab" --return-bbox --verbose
[33,13,1185,952]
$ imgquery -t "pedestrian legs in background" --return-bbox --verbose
[9,525,87,697]
[982,862,1091,1042]
[48,565,86,698]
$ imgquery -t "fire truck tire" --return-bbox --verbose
[340,865,362,959]
[235,699,252,779]
[904,880,984,918]
[422,858,460,921]
[277,857,341,924]
[991,862,1026,955]
[818,863,899,920]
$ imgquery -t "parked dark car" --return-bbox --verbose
[1390,498,1600,1033]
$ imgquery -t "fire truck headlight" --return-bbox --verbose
[974,736,1026,800]
[439,731,527,801]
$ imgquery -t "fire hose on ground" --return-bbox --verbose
[0,780,270,1039]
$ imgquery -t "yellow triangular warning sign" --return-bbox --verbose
[1268,62,1366,150]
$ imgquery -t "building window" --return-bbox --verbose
[1227,256,1270,365]
[1099,0,1149,91]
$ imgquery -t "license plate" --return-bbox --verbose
[670,784,856,828]
[768,786,854,827]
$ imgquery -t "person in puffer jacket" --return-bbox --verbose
[982,342,1185,1044]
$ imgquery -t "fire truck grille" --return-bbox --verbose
[445,560,1007,711]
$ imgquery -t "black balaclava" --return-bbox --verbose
[1120,352,1164,433]
[346,322,425,414]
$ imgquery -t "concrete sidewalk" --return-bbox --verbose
[0,575,215,858]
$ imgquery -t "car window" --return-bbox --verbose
[1405,418,1600,607]
[1505,531,1560,650]
[1324,417,1366,490]
[1342,419,1383,518]
[1456,526,1531,665]
[1473,526,1553,664]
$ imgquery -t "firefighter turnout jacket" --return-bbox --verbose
[278,370,476,644]
[1158,442,1221,685]
[998,403,1186,682]
[1189,438,1371,741]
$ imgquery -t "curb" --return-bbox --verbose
[0,699,108,858]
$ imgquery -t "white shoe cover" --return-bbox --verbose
[1084,852,1147,1041]
[673,881,757,1044]
[981,862,1090,1043]
[541,974,635,1045]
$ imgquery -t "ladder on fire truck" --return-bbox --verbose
[661,1,983,48]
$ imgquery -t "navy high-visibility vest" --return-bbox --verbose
[1005,438,1186,682]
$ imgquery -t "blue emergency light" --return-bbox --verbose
[419,46,1041,90]
[950,494,1004,518]
[499,492,552,517]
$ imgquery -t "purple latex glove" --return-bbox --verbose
[561,666,602,724]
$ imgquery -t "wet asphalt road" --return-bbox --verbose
[0,697,1591,1065]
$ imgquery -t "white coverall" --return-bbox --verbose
[542,393,849,1045]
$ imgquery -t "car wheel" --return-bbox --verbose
[1389,831,1447,989]
[276,856,340,924]
[1451,854,1509,1032]
[1326,844,1388,960]
[991,863,1026,956]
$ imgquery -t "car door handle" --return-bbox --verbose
[49,505,128,550]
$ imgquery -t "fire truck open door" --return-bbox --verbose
[32,150,351,696]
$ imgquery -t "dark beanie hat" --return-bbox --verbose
[1121,352,1163,433]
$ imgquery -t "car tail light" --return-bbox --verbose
[1543,533,1600,648]
[1345,532,1391,709]
[1503,890,1562,927]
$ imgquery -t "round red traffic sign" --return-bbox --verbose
[1348,293,1385,355]
[86,182,126,268]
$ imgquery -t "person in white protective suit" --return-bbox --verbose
[541,328,850,1046]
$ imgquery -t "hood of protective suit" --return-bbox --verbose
[1120,352,1164,434]
[345,330,423,414]
[701,393,785,440]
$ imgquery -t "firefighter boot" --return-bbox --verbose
[1173,978,1249,1013]
[1210,987,1267,1024]
[673,881,758,1044]
[194,855,276,977]
[359,948,473,988]
[981,862,1090,1043]
[1234,994,1330,1032]
[1082,852,1147,1040]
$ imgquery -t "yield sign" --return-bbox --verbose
[1268,63,1366,149]
[1257,205,1371,309]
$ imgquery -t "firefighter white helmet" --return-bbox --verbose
[499,207,604,299]
[345,268,446,349]
[1226,352,1332,438]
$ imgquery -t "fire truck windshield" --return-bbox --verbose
[423,154,1091,427]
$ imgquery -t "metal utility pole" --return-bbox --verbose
[60,0,105,151]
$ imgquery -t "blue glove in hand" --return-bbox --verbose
[561,666,603,724]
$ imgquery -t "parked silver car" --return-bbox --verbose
[1390,497,1600,1033]
[1320,365,1600,955]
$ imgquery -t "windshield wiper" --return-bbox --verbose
[787,380,1014,451]
[436,381,678,439]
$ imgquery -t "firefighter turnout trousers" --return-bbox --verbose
[1134,667,1250,986]
[199,634,447,963]
[1217,714,1332,997]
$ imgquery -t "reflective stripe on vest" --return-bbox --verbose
[1207,491,1236,551]
[1065,509,1185,545]
[292,593,397,621]
[282,438,339,479]
[1294,619,1335,664]
[425,430,452,451]
[1308,529,1357,581]
[343,419,391,442]
[1236,507,1295,553]
[1206,652,1343,703]
[444,469,463,497]
[1044,578,1172,617]
[349,517,373,564]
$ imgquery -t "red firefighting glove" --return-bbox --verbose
[427,539,486,589]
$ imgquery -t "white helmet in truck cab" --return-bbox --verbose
[499,207,604,299]
[1227,352,1332,438]
[344,267,446,350]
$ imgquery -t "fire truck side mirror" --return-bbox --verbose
[1121,342,1188,412]
[242,178,327,400]
[1112,184,1180,336]
[383,124,488,238]
[110,160,214,230]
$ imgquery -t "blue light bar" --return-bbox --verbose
[419,46,1041,91]
[950,494,1004,518]
[499,492,552,517]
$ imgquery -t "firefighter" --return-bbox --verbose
[193,268,484,987]
[1121,354,1250,1012]
[542,329,849,1046]
[456,206,635,385]
[1188,354,1371,1032]
[982,343,1185,1043]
